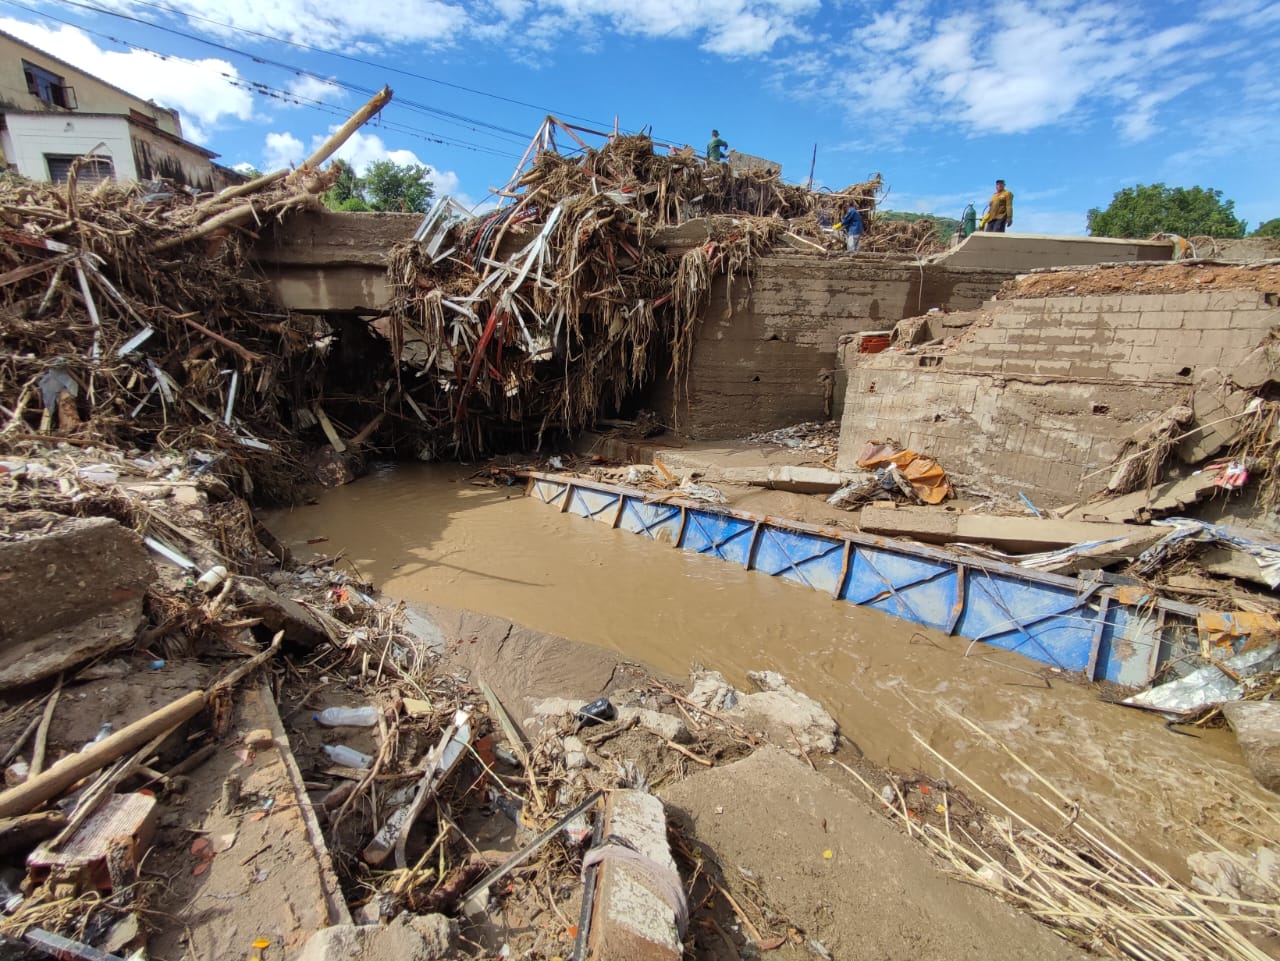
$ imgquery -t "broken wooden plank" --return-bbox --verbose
[313,406,347,453]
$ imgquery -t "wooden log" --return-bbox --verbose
[0,691,205,819]
[288,86,393,184]
[0,811,68,856]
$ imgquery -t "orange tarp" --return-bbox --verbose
[855,442,953,505]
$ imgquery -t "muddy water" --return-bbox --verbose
[265,464,1279,874]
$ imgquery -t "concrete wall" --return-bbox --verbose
[652,254,1013,438]
[934,233,1174,271]
[837,287,1280,503]
[130,123,233,193]
[1,30,180,135]
[0,112,136,180]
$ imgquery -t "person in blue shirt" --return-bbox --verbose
[840,203,865,252]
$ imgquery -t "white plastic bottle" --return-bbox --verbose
[314,706,379,727]
[321,744,373,769]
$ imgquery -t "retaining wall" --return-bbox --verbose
[836,288,1280,503]
[652,254,1012,437]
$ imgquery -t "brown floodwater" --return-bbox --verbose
[264,463,1279,875]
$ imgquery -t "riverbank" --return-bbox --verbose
[3,438,1274,960]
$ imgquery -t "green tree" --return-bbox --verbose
[362,160,435,213]
[1087,184,1246,239]
[1251,218,1280,239]
[322,159,362,211]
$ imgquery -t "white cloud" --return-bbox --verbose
[84,0,821,56]
[789,1,1217,141]
[263,131,304,170]
[0,18,253,143]
[285,75,347,106]
[91,0,471,50]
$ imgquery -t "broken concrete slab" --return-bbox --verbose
[1063,471,1222,525]
[0,512,155,688]
[148,679,350,958]
[1221,701,1280,794]
[230,576,331,648]
[737,671,838,754]
[587,790,683,961]
[756,465,845,494]
[0,511,154,646]
[1230,332,1280,391]
[858,504,1159,554]
[295,914,458,961]
[1176,386,1249,464]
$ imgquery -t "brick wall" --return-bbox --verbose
[649,254,1012,437]
[836,288,1279,503]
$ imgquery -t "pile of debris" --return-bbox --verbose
[0,91,398,500]
[0,440,856,959]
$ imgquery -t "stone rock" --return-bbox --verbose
[0,512,154,689]
[230,576,330,648]
[731,670,839,754]
[563,735,588,770]
[1221,700,1280,793]
[244,729,275,751]
[687,670,738,713]
[305,447,361,488]
[294,914,458,961]
[616,706,688,743]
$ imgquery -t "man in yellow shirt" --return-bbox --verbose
[981,179,1013,232]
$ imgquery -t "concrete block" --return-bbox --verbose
[1068,363,1114,379]
[1112,326,1157,347]
[589,791,683,961]
[1002,360,1037,375]
[1121,294,1160,312]
[1033,360,1072,376]
[1138,311,1183,329]
[295,915,458,961]
[1073,326,1113,346]
[0,512,155,689]
[858,505,1159,553]
[1183,310,1235,330]
[1171,291,1212,311]
[1207,289,1261,310]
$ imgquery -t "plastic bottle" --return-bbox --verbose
[196,565,228,593]
[321,744,373,769]
[314,705,378,727]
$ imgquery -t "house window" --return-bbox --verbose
[23,60,76,109]
[45,154,115,185]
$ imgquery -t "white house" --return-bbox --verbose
[0,29,240,191]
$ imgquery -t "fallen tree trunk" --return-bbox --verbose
[0,690,206,818]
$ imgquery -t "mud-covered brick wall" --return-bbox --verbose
[651,255,1012,438]
[836,287,1280,504]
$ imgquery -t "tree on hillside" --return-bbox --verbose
[321,159,434,213]
[1087,184,1246,239]
[1252,218,1280,239]
[879,210,962,244]
[363,160,434,213]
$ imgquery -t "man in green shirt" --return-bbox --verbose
[707,129,728,163]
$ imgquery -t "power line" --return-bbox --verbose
[0,0,526,160]
[25,0,539,143]
[108,0,612,129]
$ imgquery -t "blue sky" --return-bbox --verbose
[3,0,1278,233]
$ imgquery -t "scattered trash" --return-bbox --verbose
[314,705,379,727]
[320,744,374,769]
